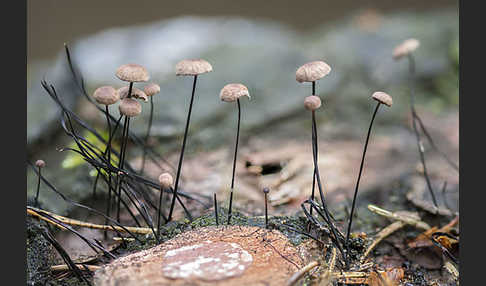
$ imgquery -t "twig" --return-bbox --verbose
[286,261,319,286]
[367,204,430,230]
[51,264,101,272]
[360,221,405,263]
[27,207,153,234]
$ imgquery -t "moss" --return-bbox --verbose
[26,217,56,286]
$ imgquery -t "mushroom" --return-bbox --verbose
[114,63,149,222]
[157,173,173,241]
[345,91,392,248]
[34,160,45,207]
[393,39,444,211]
[296,60,331,216]
[392,38,420,60]
[92,85,120,227]
[140,83,161,174]
[167,59,213,222]
[219,83,250,224]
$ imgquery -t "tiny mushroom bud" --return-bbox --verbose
[119,98,142,117]
[219,83,251,102]
[144,83,161,97]
[93,86,120,105]
[304,95,322,111]
[175,59,213,76]
[35,159,45,168]
[372,91,393,107]
[116,64,150,82]
[392,38,420,60]
[158,173,174,189]
[263,187,270,194]
[296,61,331,83]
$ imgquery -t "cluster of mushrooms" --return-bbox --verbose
[32,38,454,273]
[88,52,395,246]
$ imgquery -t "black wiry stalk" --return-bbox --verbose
[156,184,165,241]
[310,81,317,215]
[263,188,269,229]
[117,115,131,222]
[214,193,219,226]
[309,110,347,262]
[227,99,241,224]
[407,54,439,209]
[168,75,198,222]
[34,166,42,207]
[141,95,155,174]
[345,102,381,248]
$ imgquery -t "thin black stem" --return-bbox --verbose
[117,116,130,222]
[104,105,112,238]
[415,114,459,172]
[34,167,41,207]
[214,193,219,226]
[141,95,154,174]
[157,186,164,241]
[168,75,198,222]
[264,192,268,229]
[310,111,346,263]
[408,54,439,209]
[345,102,381,248]
[227,98,241,225]
[310,81,317,215]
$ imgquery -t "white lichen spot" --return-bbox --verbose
[162,241,253,281]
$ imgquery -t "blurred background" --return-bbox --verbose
[27,0,458,221]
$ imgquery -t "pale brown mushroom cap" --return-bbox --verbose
[304,95,322,111]
[93,86,120,105]
[35,159,46,168]
[116,64,150,82]
[372,91,393,107]
[158,173,174,189]
[144,83,161,97]
[175,59,213,76]
[392,38,420,60]
[118,86,148,102]
[119,98,142,117]
[219,83,250,102]
[296,61,331,83]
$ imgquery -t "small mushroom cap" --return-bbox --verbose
[158,173,174,189]
[119,98,142,117]
[35,159,46,168]
[93,86,120,105]
[219,83,251,102]
[144,83,161,97]
[175,59,213,76]
[118,86,148,102]
[304,95,322,111]
[116,64,150,82]
[263,187,270,194]
[392,38,420,60]
[296,61,331,83]
[372,91,393,107]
